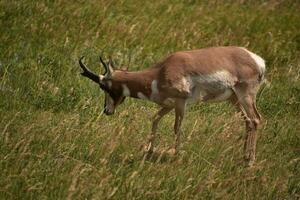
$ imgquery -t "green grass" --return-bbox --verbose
[1,0,300,199]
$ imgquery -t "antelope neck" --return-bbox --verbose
[112,69,158,99]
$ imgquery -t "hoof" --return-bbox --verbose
[247,159,255,167]
[244,156,255,167]
[140,144,154,155]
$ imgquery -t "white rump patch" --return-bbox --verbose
[122,84,130,96]
[150,80,159,100]
[137,92,148,100]
[241,48,266,75]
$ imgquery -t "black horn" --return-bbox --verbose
[79,56,100,84]
[99,56,108,74]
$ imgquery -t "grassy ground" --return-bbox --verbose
[1,0,300,199]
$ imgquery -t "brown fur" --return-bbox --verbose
[79,46,265,166]
[111,68,159,98]
[109,46,261,102]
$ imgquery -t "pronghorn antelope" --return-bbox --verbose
[79,46,265,165]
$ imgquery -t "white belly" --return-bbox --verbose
[186,71,235,103]
[186,87,233,103]
[158,70,236,106]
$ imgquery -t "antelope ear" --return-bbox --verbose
[108,56,115,69]
[99,55,115,78]
[102,57,114,78]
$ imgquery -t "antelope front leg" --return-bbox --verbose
[172,99,186,155]
[146,107,173,153]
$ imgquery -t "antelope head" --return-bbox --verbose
[79,56,126,115]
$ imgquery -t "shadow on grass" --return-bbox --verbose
[106,147,179,170]
[139,149,180,164]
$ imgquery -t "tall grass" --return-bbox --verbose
[0,0,299,199]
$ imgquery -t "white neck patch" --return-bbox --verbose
[137,92,148,100]
[122,84,131,96]
[150,80,159,100]
[240,47,266,75]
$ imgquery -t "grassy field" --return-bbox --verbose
[1,0,300,199]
